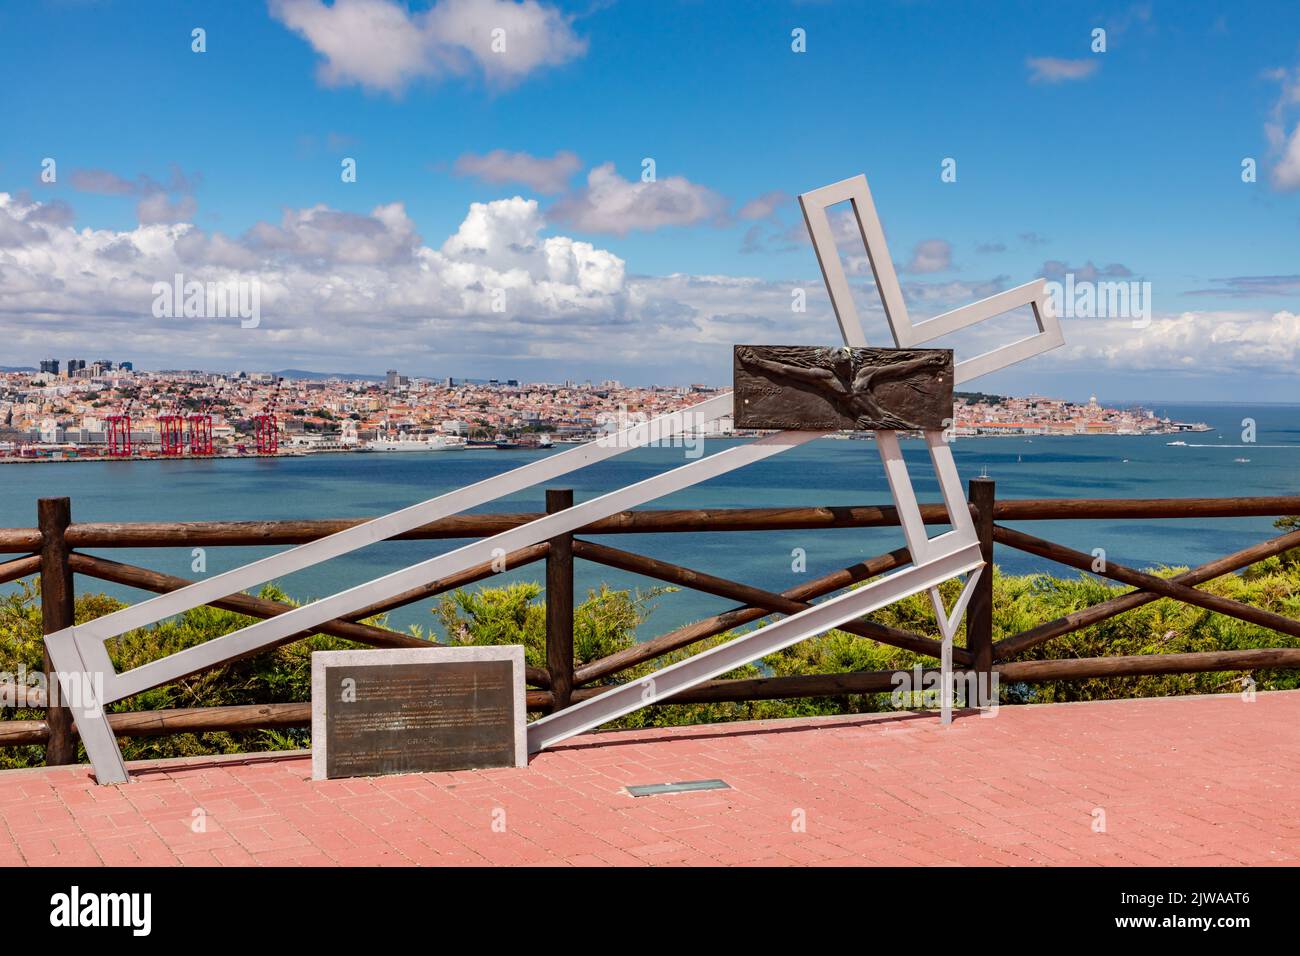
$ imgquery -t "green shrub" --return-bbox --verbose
[2,555,1297,769]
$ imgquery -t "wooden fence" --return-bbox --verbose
[3,484,1300,764]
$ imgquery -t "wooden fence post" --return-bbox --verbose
[38,497,77,765]
[545,489,575,712]
[966,478,996,695]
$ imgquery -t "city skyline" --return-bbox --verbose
[1,361,1203,464]
[12,356,1289,407]
[2,1,1299,402]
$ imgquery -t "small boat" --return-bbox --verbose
[513,434,553,449]
[1167,440,1186,446]
[1234,457,1250,463]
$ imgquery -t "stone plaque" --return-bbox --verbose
[311,646,526,780]
[733,345,954,431]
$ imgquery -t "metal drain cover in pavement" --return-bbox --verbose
[626,779,731,798]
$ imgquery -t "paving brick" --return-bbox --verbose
[2,691,1298,866]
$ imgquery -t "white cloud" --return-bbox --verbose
[426,0,587,84]
[1265,65,1300,191]
[1041,260,1134,282]
[1026,57,1100,84]
[1056,310,1300,375]
[1,191,1297,382]
[136,193,198,225]
[68,169,138,195]
[68,166,199,198]
[270,0,587,94]
[737,191,790,221]
[0,191,630,370]
[548,163,726,235]
[453,149,581,194]
[246,202,423,264]
[905,239,953,274]
[66,166,201,224]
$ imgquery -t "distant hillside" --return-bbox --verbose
[270,369,385,382]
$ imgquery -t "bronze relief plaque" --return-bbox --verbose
[312,648,526,780]
[733,345,954,431]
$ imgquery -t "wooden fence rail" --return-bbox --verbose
[2,488,1299,765]
[5,494,1300,554]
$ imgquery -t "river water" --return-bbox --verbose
[2,403,1296,639]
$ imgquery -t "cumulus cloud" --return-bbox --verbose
[1041,260,1134,282]
[1185,274,1300,297]
[1026,57,1099,84]
[67,165,201,225]
[1,191,1296,382]
[23,199,76,227]
[738,224,767,255]
[0,191,634,370]
[1269,126,1300,190]
[773,207,856,251]
[902,276,1014,309]
[1264,65,1300,190]
[737,191,790,221]
[1105,3,1153,37]
[69,166,199,198]
[68,169,139,196]
[137,193,198,226]
[904,239,953,274]
[270,0,587,94]
[548,163,726,235]
[0,208,48,249]
[453,149,581,194]
[245,202,423,264]
[1056,310,1300,375]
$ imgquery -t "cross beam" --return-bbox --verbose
[48,171,1059,784]
[527,541,984,751]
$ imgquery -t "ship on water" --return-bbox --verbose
[466,432,555,450]
[364,432,467,452]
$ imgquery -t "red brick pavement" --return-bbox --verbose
[3,691,1298,867]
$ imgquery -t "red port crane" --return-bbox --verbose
[187,399,214,456]
[106,399,133,457]
[158,396,185,456]
[253,377,281,455]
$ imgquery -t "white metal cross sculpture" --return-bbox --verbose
[46,173,1063,784]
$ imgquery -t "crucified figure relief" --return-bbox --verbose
[735,345,950,430]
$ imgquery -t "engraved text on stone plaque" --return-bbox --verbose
[311,646,527,780]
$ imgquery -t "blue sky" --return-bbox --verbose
[1,0,1298,401]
